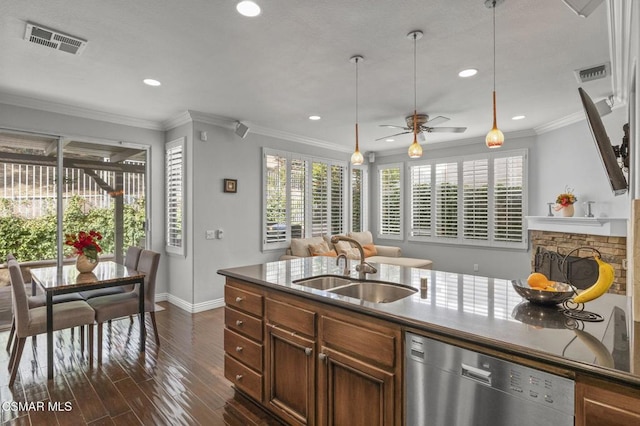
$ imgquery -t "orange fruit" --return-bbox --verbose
[527,272,549,289]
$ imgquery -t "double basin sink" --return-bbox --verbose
[293,275,417,304]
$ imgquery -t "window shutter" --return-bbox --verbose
[311,162,328,236]
[165,139,184,254]
[410,164,432,237]
[264,153,288,244]
[462,159,489,240]
[351,168,363,232]
[434,162,458,238]
[379,166,402,237]
[290,159,306,239]
[330,164,345,235]
[493,155,524,242]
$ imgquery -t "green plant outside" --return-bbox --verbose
[0,195,146,262]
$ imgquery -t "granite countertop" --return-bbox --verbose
[218,257,637,387]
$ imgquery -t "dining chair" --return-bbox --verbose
[7,259,95,386]
[79,246,142,299]
[5,254,85,353]
[87,249,160,362]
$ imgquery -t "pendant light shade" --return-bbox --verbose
[408,31,423,159]
[350,55,364,165]
[485,0,504,149]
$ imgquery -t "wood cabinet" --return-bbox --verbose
[575,375,640,426]
[223,278,402,426]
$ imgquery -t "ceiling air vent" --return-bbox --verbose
[574,62,610,83]
[24,22,87,55]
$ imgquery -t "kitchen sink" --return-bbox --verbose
[328,282,417,303]
[293,275,353,290]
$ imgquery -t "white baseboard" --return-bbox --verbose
[155,292,224,313]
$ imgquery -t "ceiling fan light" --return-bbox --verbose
[485,127,504,148]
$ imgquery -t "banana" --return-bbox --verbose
[571,255,615,304]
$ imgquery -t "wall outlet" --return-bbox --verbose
[473,264,479,272]
[205,230,216,240]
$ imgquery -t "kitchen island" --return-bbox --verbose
[218,257,639,426]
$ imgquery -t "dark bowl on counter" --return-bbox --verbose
[511,279,575,306]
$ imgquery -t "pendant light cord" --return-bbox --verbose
[413,33,418,136]
[355,57,359,149]
[492,0,496,93]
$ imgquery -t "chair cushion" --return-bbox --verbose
[28,292,85,309]
[363,244,377,258]
[79,286,126,300]
[21,301,95,338]
[88,292,154,323]
[347,231,374,245]
[308,241,331,256]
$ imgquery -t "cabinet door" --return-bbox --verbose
[576,379,640,426]
[318,347,395,426]
[265,323,315,426]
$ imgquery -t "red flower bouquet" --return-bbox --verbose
[65,230,103,261]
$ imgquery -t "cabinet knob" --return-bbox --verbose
[235,296,243,303]
[318,353,327,361]
[235,374,243,381]
[305,347,312,356]
[236,346,243,353]
[235,320,243,326]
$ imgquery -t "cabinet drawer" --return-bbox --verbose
[225,328,263,372]
[266,298,316,337]
[225,354,263,402]
[225,307,263,342]
[225,283,263,316]
[321,316,396,369]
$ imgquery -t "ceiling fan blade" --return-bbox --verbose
[418,132,426,142]
[379,124,409,130]
[425,115,450,126]
[375,131,411,141]
[426,127,467,133]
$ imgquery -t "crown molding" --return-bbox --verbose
[249,124,351,153]
[607,0,633,106]
[0,92,164,131]
[533,110,585,134]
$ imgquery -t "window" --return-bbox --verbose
[351,167,367,233]
[263,149,348,250]
[408,150,527,248]
[378,164,402,239]
[165,137,185,255]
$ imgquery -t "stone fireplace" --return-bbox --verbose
[529,230,627,295]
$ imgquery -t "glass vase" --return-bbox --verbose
[561,204,575,217]
[76,254,98,273]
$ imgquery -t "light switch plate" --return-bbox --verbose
[205,230,216,240]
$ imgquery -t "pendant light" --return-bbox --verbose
[350,55,364,165]
[485,0,504,148]
[407,31,423,159]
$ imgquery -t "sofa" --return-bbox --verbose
[279,231,432,270]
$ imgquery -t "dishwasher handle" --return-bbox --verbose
[461,363,492,387]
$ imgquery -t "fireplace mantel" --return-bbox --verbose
[525,216,628,237]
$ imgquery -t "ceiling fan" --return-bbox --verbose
[376,113,467,141]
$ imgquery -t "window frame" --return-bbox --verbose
[165,137,186,256]
[407,149,527,249]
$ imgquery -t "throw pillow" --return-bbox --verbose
[362,244,377,258]
[308,241,330,256]
[342,247,361,260]
[334,241,352,254]
[317,251,337,258]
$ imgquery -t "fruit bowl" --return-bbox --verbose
[511,280,575,306]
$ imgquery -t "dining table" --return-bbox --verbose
[29,260,146,380]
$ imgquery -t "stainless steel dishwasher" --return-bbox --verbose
[405,332,574,426]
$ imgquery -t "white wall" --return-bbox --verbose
[0,103,168,294]
[534,107,629,218]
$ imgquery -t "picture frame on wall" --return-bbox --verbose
[224,178,237,193]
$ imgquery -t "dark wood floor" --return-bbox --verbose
[0,303,283,425]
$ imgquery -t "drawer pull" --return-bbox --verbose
[305,347,312,356]
[236,374,243,381]
[235,296,243,303]
[318,353,327,361]
[236,346,243,353]
[236,320,244,326]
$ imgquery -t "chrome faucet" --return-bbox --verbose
[330,235,377,280]
[336,253,349,276]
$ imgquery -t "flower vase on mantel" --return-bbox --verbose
[76,254,98,273]
[561,204,575,217]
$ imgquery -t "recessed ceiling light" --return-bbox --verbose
[458,68,478,78]
[385,138,395,142]
[236,1,261,17]
[512,115,526,120]
[308,115,321,121]
[143,78,161,87]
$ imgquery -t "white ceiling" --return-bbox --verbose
[0,0,613,154]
